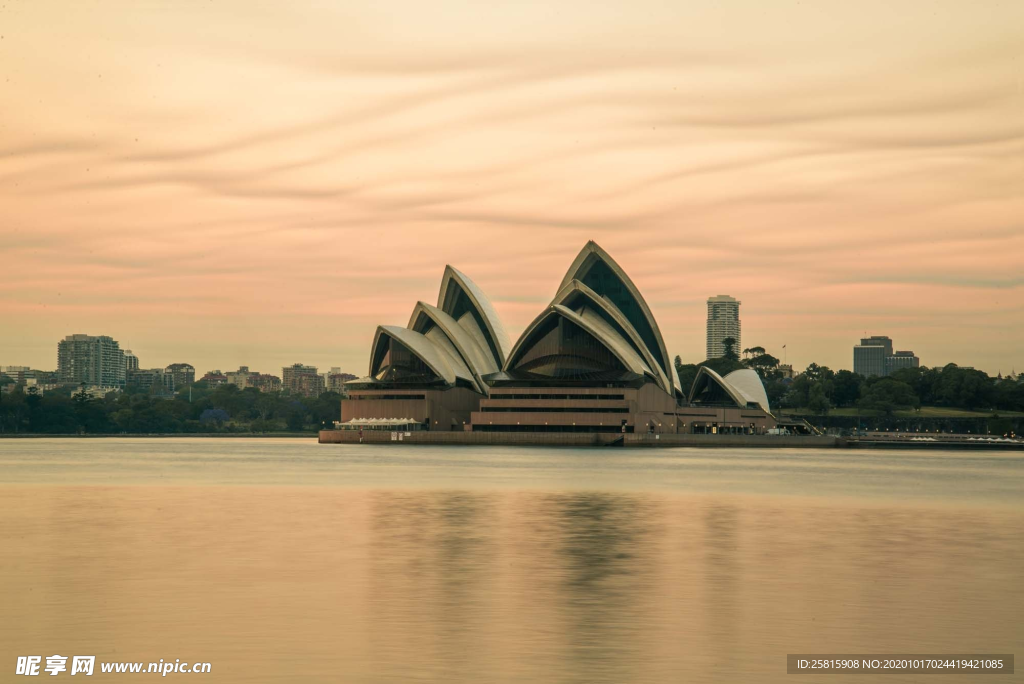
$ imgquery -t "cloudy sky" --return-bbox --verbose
[1,0,1021,377]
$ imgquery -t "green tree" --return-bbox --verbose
[804,363,835,382]
[780,374,810,408]
[832,370,864,408]
[73,383,90,406]
[763,376,789,406]
[701,356,745,377]
[1,386,29,433]
[674,356,699,397]
[75,399,113,434]
[286,409,306,432]
[742,346,766,360]
[807,382,831,415]
[303,391,343,429]
[858,378,919,416]
[720,337,739,361]
[994,380,1024,412]
[28,392,77,433]
[745,352,780,379]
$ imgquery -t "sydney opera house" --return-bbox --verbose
[340,242,777,435]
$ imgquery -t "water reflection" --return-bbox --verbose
[367,491,496,681]
[1,482,1022,683]
[548,493,653,684]
[702,504,739,674]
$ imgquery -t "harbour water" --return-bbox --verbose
[1,438,1021,683]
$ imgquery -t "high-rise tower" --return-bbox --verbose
[57,334,125,388]
[706,295,741,359]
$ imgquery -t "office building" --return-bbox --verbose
[127,368,174,395]
[57,334,126,388]
[226,366,254,388]
[225,366,280,392]
[123,350,139,373]
[1,366,34,384]
[76,386,118,400]
[325,368,357,394]
[887,350,920,374]
[853,336,891,377]
[165,363,195,388]
[251,373,281,393]
[706,295,741,359]
[282,363,325,398]
[23,377,61,395]
[200,370,228,387]
[853,336,919,377]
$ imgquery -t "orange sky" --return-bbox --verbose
[1,1,1021,376]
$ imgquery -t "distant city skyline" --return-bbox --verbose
[2,284,1022,377]
[4,308,1021,380]
[1,2,1020,376]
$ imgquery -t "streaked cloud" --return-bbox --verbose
[0,0,1021,375]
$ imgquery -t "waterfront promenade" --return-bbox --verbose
[320,429,1024,450]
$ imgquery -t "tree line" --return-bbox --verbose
[4,341,1023,434]
[675,337,1024,417]
[0,381,343,434]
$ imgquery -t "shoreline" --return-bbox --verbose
[0,433,315,439]
[318,430,1024,451]
[2,433,1020,451]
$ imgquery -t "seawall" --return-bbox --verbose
[318,430,841,448]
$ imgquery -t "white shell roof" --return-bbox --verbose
[370,325,474,387]
[552,279,669,392]
[687,366,750,408]
[408,301,496,390]
[723,369,771,413]
[567,305,653,378]
[504,304,653,378]
[437,265,511,366]
[356,244,695,403]
[556,241,674,393]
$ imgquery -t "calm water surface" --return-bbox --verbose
[1,438,1022,683]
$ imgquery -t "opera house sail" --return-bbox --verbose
[473,242,678,433]
[339,241,776,435]
[342,266,509,431]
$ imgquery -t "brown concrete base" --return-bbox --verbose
[625,433,840,448]
[319,430,840,448]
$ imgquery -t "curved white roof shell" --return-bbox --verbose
[504,304,653,379]
[557,241,674,393]
[437,265,511,367]
[553,279,671,393]
[687,366,751,408]
[565,305,654,378]
[355,243,694,402]
[723,369,771,413]
[671,364,684,401]
[370,325,475,388]
[408,301,497,391]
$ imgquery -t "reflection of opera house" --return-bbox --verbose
[340,242,777,435]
